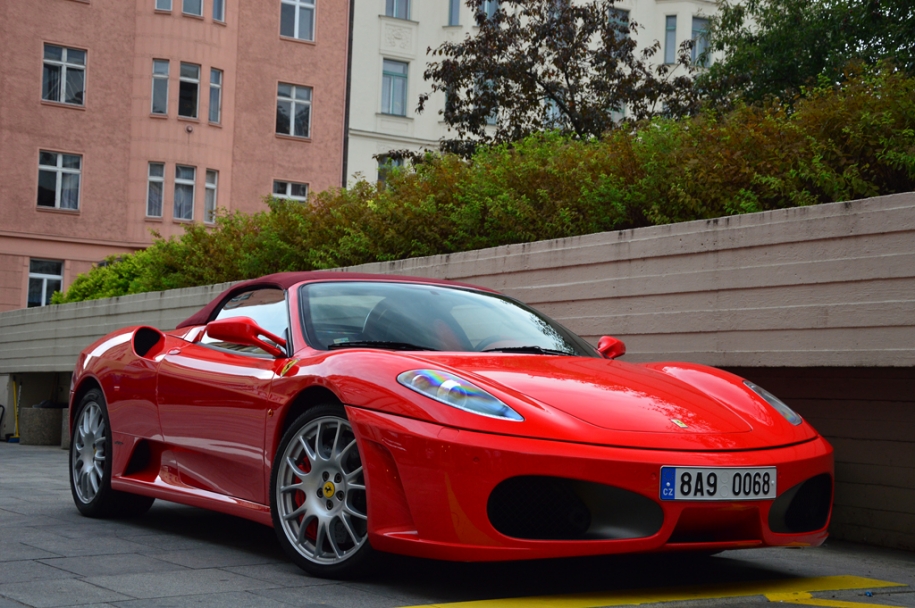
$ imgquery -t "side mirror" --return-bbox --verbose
[206,316,287,358]
[597,336,626,359]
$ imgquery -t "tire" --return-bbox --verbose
[271,404,374,578]
[69,389,155,518]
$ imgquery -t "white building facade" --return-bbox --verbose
[346,0,718,185]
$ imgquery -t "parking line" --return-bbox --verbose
[765,591,902,607]
[402,575,905,608]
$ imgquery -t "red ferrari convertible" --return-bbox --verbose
[69,272,833,577]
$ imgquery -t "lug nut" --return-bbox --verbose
[316,489,324,498]
[326,500,333,510]
[334,473,342,483]
[336,491,345,501]
[322,471,329,481]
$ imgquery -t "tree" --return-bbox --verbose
[697,0,915,107]
[419,0,698,152]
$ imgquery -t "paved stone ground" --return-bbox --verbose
[1,443,913,608]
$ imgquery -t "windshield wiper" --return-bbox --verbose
[327,341,439,352]
[481,346,572,356]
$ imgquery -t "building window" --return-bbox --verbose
[448,0,459,25]
[209,68,222,123]
[386,0,409,20]
[174,165,196,220]
[147,162,165,217]
[205,170,218,222]
[37,151,81,210]
[183,0,202,16]
[276,83,312,138]
[609,8,629,39]
[664,15,677,64]
[280,0,315,41]
[481,0,498,19]
[381,59,408,116]
[151,59,169,114]
[272,180,308,202]
[213,0,225,21]
[155,0,172,10]
[179,62,200,118]
[28,260,63,308]
[42,44,86,106]
[692,17,709,65]
[377,156,404,186]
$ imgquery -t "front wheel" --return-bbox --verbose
[70,389,155,518]
[271,404,373,578]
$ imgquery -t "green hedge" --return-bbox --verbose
[55,64,915,304]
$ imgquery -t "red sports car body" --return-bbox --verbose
[68,272,833,577]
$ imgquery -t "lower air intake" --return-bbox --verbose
[769,473,832,533]
[487,476,663,541]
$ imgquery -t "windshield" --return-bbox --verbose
[299,281,598,356]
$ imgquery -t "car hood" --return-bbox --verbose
[467,357,752,434]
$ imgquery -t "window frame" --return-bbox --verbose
[174,164,196,220]
[151,59,169,115]
[385,0,410,20]
[182,0,203,16]
[205,169,218,223]
[209,68,223,123]
[213,0,225,21]
[147,162,165,218]
[178,62,200,119]
[664,15,677,65]
[691,16,710,65]
[272,180,309,202]
[155,0,172,10]
[37,150,81,210]
[381,58,408,116]
[275,82,312,139]
[42,44,87,107]
[27,259,64,308]
[279,0,316,42]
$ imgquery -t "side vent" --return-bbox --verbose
[133,327,165,359]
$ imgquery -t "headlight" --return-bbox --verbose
[397,370,523,421]
[744,381,802,426]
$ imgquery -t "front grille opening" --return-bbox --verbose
[668,505,761,543]
[769,473,832,533]
[487,476,663,541]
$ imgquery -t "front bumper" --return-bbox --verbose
[347,407,834,562]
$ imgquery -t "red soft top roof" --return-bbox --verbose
[176,271,495,328]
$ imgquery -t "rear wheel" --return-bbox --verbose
[271,404,373,578]
[70,389,154,518]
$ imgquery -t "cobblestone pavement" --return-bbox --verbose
[1,443,912,608]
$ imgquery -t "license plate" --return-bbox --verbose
[660,467,776,501]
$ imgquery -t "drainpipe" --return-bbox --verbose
[341,0,356,187]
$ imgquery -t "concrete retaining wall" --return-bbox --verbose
[1,192,913,549]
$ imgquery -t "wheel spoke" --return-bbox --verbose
[338,512,360,545]
[285,456,309,481]
[344,504,367,520]
[298,435,317,462]
[338,438,357,463]
[314,520,327,557]
[330,422,342,458]
[284,502,307,522]
[296,515,312,544]
[345,465,363,482]
[348,483,366,491]
[327,521,344,558]
[280,482,302,494]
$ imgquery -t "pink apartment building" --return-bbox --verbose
[0,0,351,311]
